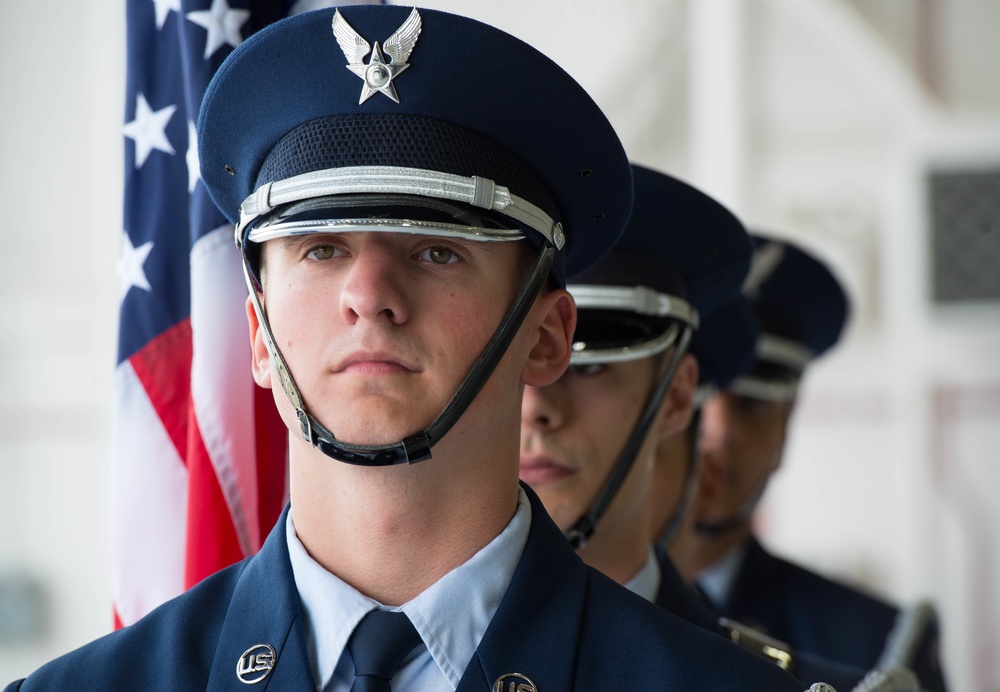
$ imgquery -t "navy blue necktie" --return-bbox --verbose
[346,610,422,692]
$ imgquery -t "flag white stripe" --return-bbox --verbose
[190,225,260,557]
[110,361,187,626]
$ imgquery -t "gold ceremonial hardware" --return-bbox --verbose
[493,673,539,692]
[719,617,795,671]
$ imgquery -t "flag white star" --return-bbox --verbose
[151,0,181,29]
[118,231,155,302]
[186,0,251,59]
[186,121,201,193]
[123,93,177,169]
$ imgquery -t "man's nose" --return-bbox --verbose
[339,238,410,326]
[521,382,568,432]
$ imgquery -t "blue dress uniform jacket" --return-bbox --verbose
[653,548,864,690]
[7,490,804,692]
[720,537,947,692]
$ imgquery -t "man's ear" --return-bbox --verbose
[246,294,273,389]
[655,353,698,440]
[522,288,576,388]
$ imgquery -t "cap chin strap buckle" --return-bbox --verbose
[564,323,694,548]
[243,235,555,467]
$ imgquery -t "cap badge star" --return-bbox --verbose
[332,8,422,105]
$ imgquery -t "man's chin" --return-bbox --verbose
[330,423,430,448]
[312,396,437,440]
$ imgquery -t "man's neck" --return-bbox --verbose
[289,434,521,606]
[576,507,651,586]
[668,518,751,583]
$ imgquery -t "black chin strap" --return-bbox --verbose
[654,407,701,550]
[565,324,693,549]
[246,240,555,466]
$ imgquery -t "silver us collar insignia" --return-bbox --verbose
[236,644,276,684]
[493,673,539,692]
[333,8,422,105]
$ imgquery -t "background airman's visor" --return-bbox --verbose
[568,285,697,364]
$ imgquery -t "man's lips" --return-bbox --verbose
[333,351,419,375]
[519,453,575,484]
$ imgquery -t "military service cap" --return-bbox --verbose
[731,234,849,401]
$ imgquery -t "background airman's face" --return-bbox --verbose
[520,358,662,534]
[693,392,792,526]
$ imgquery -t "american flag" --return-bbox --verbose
[116,0,380,628]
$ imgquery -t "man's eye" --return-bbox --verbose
[731,395,770,415]
[568,363,606,377]
[306,244,338,260]
[418,246,461,265]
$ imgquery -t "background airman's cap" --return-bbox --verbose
[197,5,632,283]
[730,234,850,400]
[691,295,759,399]
[568,165,750,362]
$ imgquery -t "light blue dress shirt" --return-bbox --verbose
[695,541,749,609]
[286,488,532,692]
[623,545,661,603]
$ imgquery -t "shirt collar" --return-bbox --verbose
[695,541,748,609]
[286,487,532,690]
[622,545,661,603]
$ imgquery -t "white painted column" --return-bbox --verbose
[688,0,749,215]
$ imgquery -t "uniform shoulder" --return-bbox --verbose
[580,566,803,691]
[765,547,899,621]
[11,559,249,691]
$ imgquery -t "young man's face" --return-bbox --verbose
[648,422,695,541]
[249,231,530,447]
[693,392,791,527]
[519,357,663,534]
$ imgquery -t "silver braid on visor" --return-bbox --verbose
[726,334,813,402]
[568,284,699,364]
[237,166,566,251]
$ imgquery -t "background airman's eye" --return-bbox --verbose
[569,363,606,377]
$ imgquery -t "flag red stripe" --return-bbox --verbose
[184,403,245,588]
[129,319,193,465]
[255,385,288,543]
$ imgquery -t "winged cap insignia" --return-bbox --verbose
[742,241,785,298]
[332,8,422,104]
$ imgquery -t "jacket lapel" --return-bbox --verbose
[725,537,781,631]
[457,485,588,692]
[206,505,315,692]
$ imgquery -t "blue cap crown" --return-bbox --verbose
[744,234,849,363]
[691,295,759,389]
[570,165,750,317]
